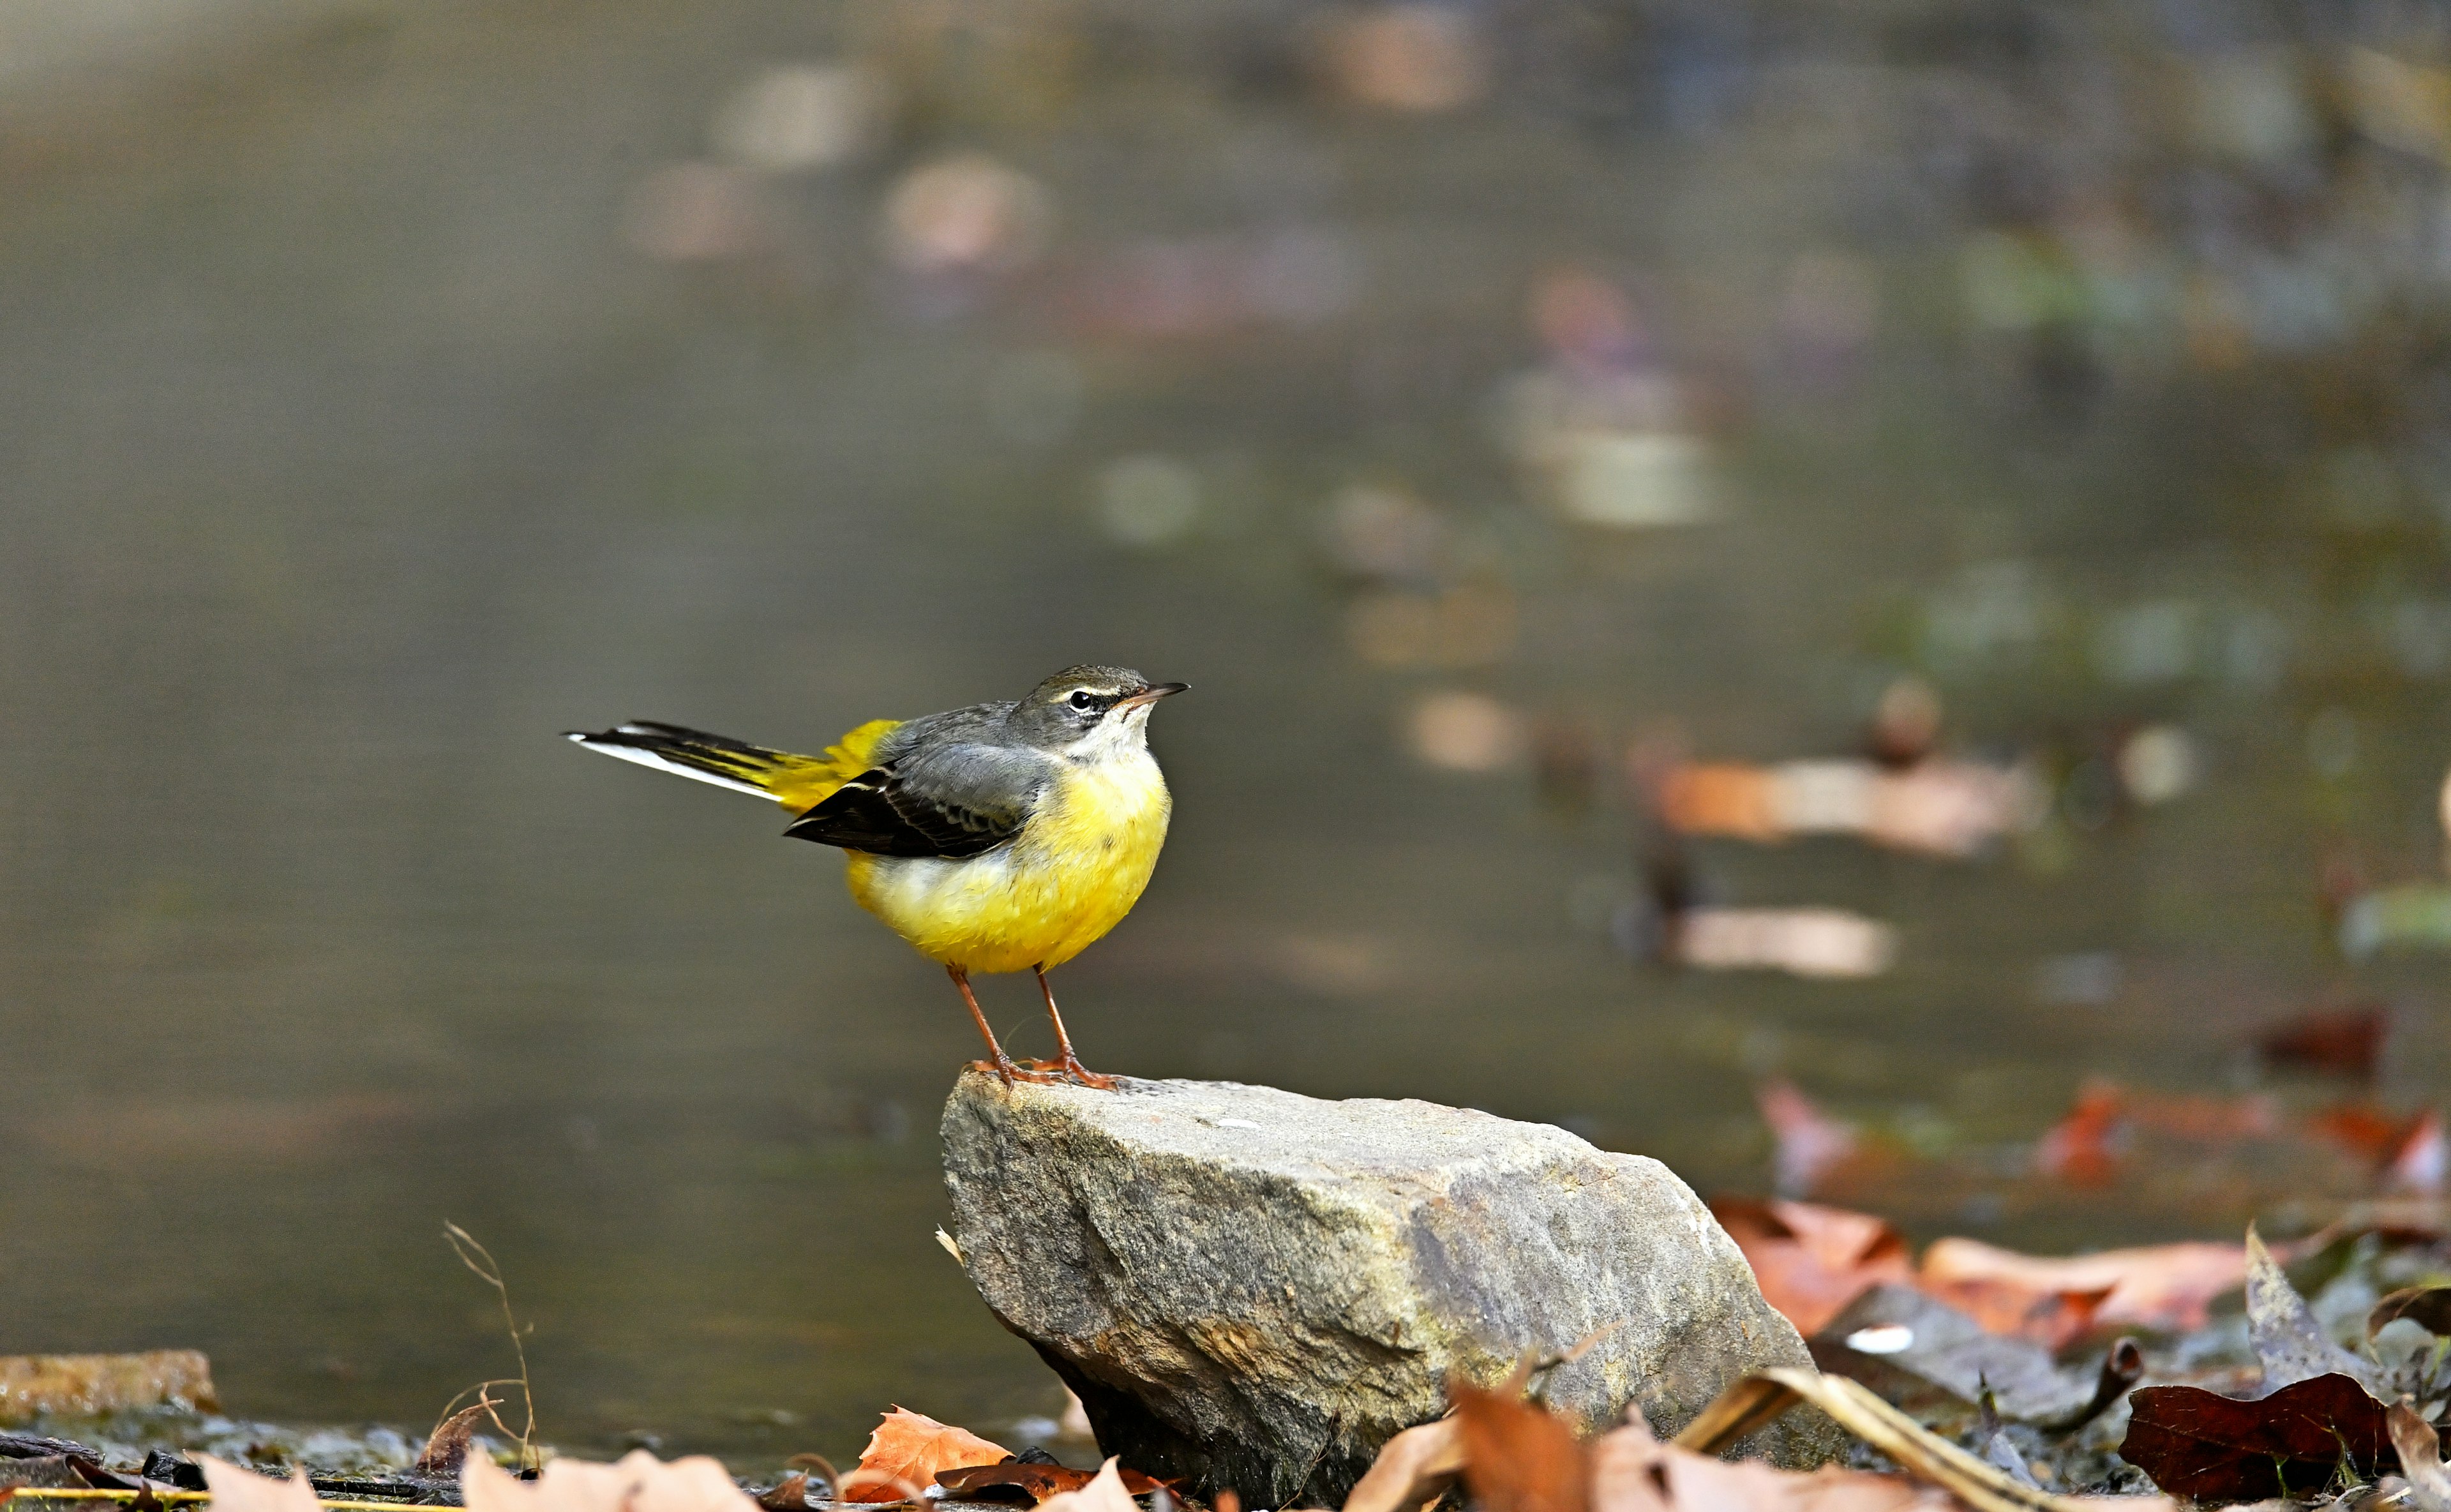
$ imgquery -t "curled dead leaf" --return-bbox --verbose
[2373,1287,2451,1340]
[2388,1400,2451,1512]
[1450,1376,1585,1512]
[1710,1197,1913,1335]
[846,1408,1009,1504]
[418,1399,496,1476]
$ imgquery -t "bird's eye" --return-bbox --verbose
[1068,689,1096,710]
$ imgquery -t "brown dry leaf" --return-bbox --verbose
[1342,1419,1464,1512]
[755,1474,810,1512]
[417,1400,495,1476]
[1711,1197,1913,1335]
[1031,1459,1138,1512]
[1917,1236,2249,1332]
[195,1458,322,1512]
[2388,1400,2451,1512]
[2370,1285,2451,1338]
[463,1448,760,1512]
[844,1408,1009,1504]
[1450,1376,1585,1512]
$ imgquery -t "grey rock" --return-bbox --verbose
[941,1071,1841,1505]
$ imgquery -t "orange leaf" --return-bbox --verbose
[1450,1377,1586,1512]
[1918,1236,2247,1333]
[1710,1197,1912,1335]
[845,1408,1010,1504]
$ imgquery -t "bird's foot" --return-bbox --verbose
[968,1056,1067,1087]
[1021,1055,1121,1091]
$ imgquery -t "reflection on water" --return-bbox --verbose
[4,0,2451,1471]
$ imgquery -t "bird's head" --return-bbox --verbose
[1010,664,1186,757]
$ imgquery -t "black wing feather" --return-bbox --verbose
[782,765,1021,858]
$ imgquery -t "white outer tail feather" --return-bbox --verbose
[565,731,780,802]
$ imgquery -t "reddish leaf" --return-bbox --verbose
[2033,1080,2126,1185]
[1753,1081,1862,1197]
[1914,1275,2110,1351]
[845,1409,1008,1504]
[2312,1102,2413,1163]
[1709,1198,1913,1335]
[2256,1005,2386,1079]
[2118,1374,2391,1502]
[1917,1236,2248,1333]
[1450,1377,1587,1512]
[934,1463,1173,1504]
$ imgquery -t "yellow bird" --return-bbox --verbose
[567,666,1185,1088]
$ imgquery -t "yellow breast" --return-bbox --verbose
[843,751,1172,975]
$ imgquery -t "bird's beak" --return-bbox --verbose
[1118,681,1188,710]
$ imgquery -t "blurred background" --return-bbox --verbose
[6,0,2451,1472]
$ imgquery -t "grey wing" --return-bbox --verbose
[781,726,1045,858]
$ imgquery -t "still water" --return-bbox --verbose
[4,0,2450,1471]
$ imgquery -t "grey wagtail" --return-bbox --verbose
[567,666,1185,1088]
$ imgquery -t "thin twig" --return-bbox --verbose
[443,1222,540,1473]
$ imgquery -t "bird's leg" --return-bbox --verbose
[1035,968,1120,1090]
[949,966,1058,1086]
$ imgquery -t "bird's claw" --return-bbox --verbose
[1019,1056,1121,1091]
[969,1056,1067,1087]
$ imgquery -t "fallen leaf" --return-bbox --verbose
[756,1474,809,1512]
[1754,1084,1868,1199]
[2033,1081,2126,1186]
[417,1400,495,1476]
[936,1462,1173,1503]
[844,1409,1008,1504]
[463,1448,760,1512]
[1710,1197,1912,1334]
[2388,1401,2451,1512]
[1917,1236,2249,1333]
[1812,1285,2094,1423]
[2244,1225,2380,1394]
[1451,1376,1586,1512]
[1031,1459,1137,1512]
[2256,1006,2387,1079]
[2313,1103,2418,1164]
[1341,1419,1463,1512]
[2371,1286,2451,1339]
[2118,1374,2391,1502]
[195,1459,321,1512]
[1914,1274,2110,1352]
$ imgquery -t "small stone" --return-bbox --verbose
[0,1351,218,1425]
[941,1072,1840,1505]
